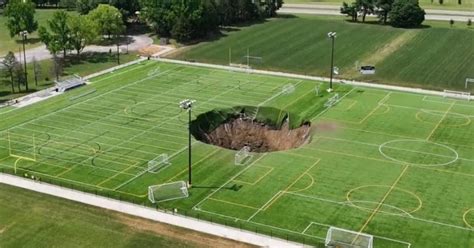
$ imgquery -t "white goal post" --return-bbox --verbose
[443,90,471,101]
[282,84,296,95]
[326,226,373,248]
[148,181,189,203]
[325,93,340,108]
[235,146,253,166]
[466,78,474,89]
[148,154,171,173]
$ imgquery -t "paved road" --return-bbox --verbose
[4,34,153,64]
[279,3,474,21]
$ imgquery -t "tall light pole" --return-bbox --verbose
[179,99,196,188]
[327,32,337,93]
[20,31,28,90]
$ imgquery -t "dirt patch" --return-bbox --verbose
[113,213,255,248]
[198,117,311,152]
[138,45,164,56]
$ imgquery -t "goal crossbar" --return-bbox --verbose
[148,181,188,203]
[326,226,373,248]
[443,90,471,101]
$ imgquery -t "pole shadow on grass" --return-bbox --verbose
[192,184,243,191]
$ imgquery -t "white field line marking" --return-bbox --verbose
[314,136,474,163]
[0,62,149,117]
[193,154,268,210]
[113,80,256,190]
[311,87,358,121]
[3,126,183,158]
[258,80,303,107]
[246,191,283,221]
[426,101,455,141]
[0,67,177,135]
[113,142,197,190]
[285,191,474,232]
[301,222,314,234]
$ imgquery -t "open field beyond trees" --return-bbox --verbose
[0,183,253,248]
[0,9,77,56]
[284,0,474,10]
[172,15,474,92]
[0,61,473,247]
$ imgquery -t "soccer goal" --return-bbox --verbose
[325,93,340,107]
[148,154,171,173]
[326,227,373,248]
[148,181,189,203]
[7,132,37,162]
[466,78,474,89]
[443,90,471,101]
[235,146,253,166]
[282,84,296,95]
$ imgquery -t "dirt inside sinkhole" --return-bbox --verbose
[191,107,313,152]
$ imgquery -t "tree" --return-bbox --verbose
[389,0,425,28]
[68,15,98,55]
[13,62,25,92]
[38,11,72,58]
[59,0,76,10]
[32,56,41,86]
[87,4,125,38]
[356,0,375,22]
[76,0,102,14]
[468,18,472,27]
[376,0,394,24]
[1,52,18,93]
[4,0,38,38]
[341,2,358,21]
[450,19,454,27]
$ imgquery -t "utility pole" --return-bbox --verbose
[179,99,196,188]
[327,32,337,92]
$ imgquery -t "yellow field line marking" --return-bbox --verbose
[263,159,321,211]
[357,92,392,124]
[426,101,455,141]
[208,198,259,210]
[353,165,409,243]
[233,166,274,186]
[287,173,315,193]
[166,149,220,183]
[345,100,358,111]
[96,162,139,187]
[462,208,474,228]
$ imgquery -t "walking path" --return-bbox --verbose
[0,173,302,248]
[279,3,474,21]
[9,34,153,64]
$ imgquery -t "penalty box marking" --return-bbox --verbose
[233,165,274,186]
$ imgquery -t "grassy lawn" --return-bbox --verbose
[0,52,139,103]
[0,61,473,247]
[284,0,474,11]
[171,15,474,91]
[0,9,78,56]
[0,183,253,248]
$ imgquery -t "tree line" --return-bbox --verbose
[139,0,283,42]
[340,0,425,27]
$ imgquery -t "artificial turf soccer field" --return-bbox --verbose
[0,61,473,247]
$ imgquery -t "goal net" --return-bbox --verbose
[466,78,474,90]
[443,90,471,101]
[235,146,253,166]
[325,93,340,107]
[282,84,295,95]
[148,181,189,203]
[7,132,37,162]
[326,227,373,248]
[148,154,171,173]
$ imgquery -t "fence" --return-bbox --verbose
[0,168,318,247]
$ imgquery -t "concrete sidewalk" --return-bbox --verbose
[0,173,303,248]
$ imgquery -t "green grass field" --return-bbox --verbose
[0,183,250,248]
[0,9,77,56]
[284,0,474,10]
[0,61,473,247]
[172,15,474,91]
